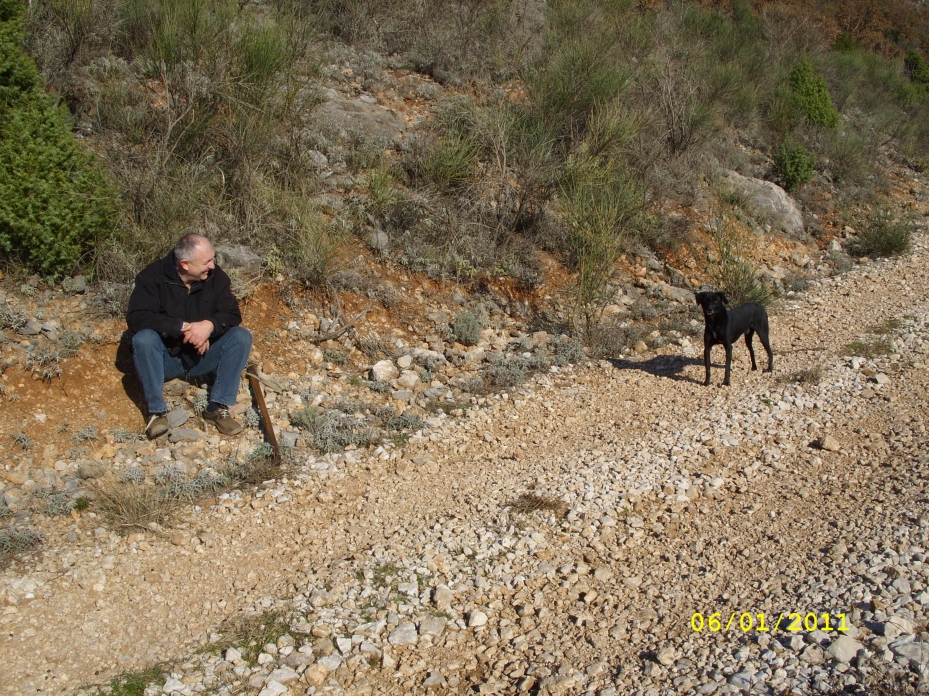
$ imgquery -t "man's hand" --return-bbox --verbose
[182,320,213,355]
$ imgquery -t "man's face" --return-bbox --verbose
[179,242,215,284]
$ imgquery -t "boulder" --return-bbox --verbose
[370,360,398,382]
[215,244,263,276]
[720,170,805,239]
[314,98,406,147]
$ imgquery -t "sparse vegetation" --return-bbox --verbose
[453,310,485,346]
[211,610,290,665]
[851,208,914,258]
[0,525,42,569]
[88,664,168,696]
[845,338,894,359]
[708,213,772,308]
[93,477,184,533]
[508,493,568,518]
[778,364,825,385]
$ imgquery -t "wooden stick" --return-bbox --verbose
[246,364,281,465]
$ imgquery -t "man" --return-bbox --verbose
[127,233,252,439]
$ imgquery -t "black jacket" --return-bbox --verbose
[126,252,242,362]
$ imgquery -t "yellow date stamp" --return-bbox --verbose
[690,612,851,633]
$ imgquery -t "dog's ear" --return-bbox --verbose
[720,293,729,305]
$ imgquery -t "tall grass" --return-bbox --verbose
[25,0,323,281]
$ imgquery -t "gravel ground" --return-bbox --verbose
[2,231,929,695]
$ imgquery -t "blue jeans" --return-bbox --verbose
[132,327,252,414]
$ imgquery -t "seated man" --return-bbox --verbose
[127,233,252,439]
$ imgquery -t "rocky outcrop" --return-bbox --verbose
[720,169,806,239]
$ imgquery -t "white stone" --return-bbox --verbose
[388,622,418,645]
[258,681,289,696]
[468,611,488,628]
[370,359,399,382]
[826,635,863,663]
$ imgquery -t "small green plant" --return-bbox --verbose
[453,311,485,346]
[323,349,347,365]
[844,338,894,359]
[290,406,322,430]
[13,432,32,450]
[89,664,167,696]
[45,492,74,516]
[73,424,99,443]
[0,525,42,569]
[73,497,90,512]
[851,209,914,258]
[552,336,585,366]
[905,50,929,87]
[772,139,816,191]
[244,408,261,429]
[119,466,145,484]
[112,428,142,444]
[870,318,902,335]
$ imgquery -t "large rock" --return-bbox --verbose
[215,245,263,276]
[826,635,863,663]
[370,360,399,382]
[720,170,805,239]
[314,98,405,147]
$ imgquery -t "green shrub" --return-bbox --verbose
[453,310,485,346]
[709,214,771,307]
[0,0,117,274]
[787,56,839,129]
[852,209,913,258]
[905,50,929,87]
[772,139,815,191]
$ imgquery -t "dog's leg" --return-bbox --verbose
[703,339,712,386]
[745,329,758,371]
[723,342,733,386]
[759,329,774,373]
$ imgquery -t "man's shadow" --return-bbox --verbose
[115,331,147,419]
[606,354,705,383]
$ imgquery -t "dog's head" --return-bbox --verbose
[695,291,729,316]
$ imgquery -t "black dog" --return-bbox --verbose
[695,291,773,386]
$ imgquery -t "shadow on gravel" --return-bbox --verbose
[115,331,148,419]
[607,355,704,383]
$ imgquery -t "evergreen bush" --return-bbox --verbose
[0,0,116,274]
[904,50,929,87]
[786,56,839,129]
[772,139,816,191]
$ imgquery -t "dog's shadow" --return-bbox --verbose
[607,354,705,383]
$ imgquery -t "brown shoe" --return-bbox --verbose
[202,407,243,436]
[146,414,169,439]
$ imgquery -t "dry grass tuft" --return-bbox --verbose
[211,610,290,665]
[778,364,824,385]
[508,493,568,518]
[92,477,183,534]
